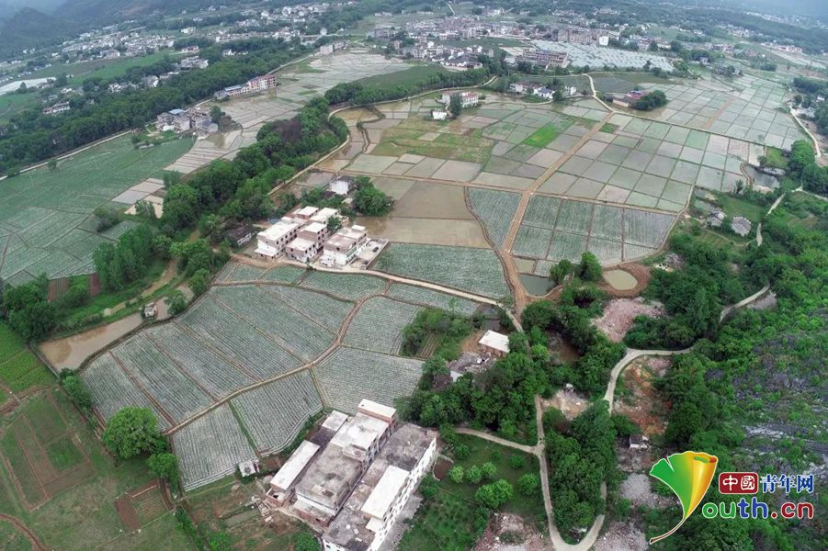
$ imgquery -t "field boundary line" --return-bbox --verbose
[207,293,306,364]
[0,514,46,551]
[251,282,340,335]
[169,321,260,382]
[108,351,176,427]
[143,333,219,402]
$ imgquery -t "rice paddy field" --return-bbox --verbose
[513,196,676,269]
[79,266,483,491]
[0,135,192,285]
[636,75,807,150]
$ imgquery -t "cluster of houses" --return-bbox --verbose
[155,108,217,135]
[509,81,578,100]
[319,40,348,55]
[214,73,278,100]
[262,400,437,552]
[609,89,651,109]
[254,178,376,268]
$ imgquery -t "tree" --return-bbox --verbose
[553,89,565,102]
[210,105,223,124]
[578,252,602,282]
[353,177,393,216]
[326,215,342,234]
[550,259,574,284]
[449,465,465,483]
[62,374,92,412]
[2,276,56,341]
[449,93,463,118]
[480,461,498,482]
[147,452,179,490]
[475,479,514,509]
[165,290,187,315]
[466,465,483,484]
[102,407,164,460]
[518,473,540,496]
[47,158,57,170]
[189,268,210,296]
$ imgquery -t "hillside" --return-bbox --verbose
[0,8,81,58]
[54,0,217,24]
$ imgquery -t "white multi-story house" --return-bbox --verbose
[254,220,301,259]
[321,226,368,267]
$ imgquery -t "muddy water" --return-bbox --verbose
[603,269,638,291]
[39,314,143,371]
[549,332,581,364]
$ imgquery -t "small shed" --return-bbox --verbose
[478,330,510,358]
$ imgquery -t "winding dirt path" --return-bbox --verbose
[0,514,46,551]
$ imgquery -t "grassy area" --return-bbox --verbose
[0,519,32,550]
[523,123,561,147]
[27,52,176,86]
[371,117,495,164]
[399,434,546,550]
[601,122,619,133]
[0,389,193,550]
[716,193,768,223]
[0,323,54,393]
[355,64,451,89]
[0,91,39,121]
[762,147,788,170]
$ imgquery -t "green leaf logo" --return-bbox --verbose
[648,451,718,544]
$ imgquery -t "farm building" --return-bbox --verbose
[328,175,356,196]
[225,225,254,247]
[440,91,480,108]
[478,330,510,358]
[266,400,436,551]
[431,109,448,121]
[214,73,278,100]
[611,89,650,109]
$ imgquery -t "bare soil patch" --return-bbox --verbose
[475,512,545,551]
[594,520,647,551]
[592,297,664,343]
[544,387,590,421]
[615,356,671,437]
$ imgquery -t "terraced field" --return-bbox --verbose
[78,273,480,491]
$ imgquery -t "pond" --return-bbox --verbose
[520,274,555,296]
[602,269,638,291]
[744,165,780,190]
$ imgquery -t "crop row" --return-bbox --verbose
[214,286,334,362]
[300,271,386,301]
[178,297,300,379]
[262,284,353,332]
[314,347,423,414]
[378,243,510,299]
[172,405,256,491]
[112,335,213,423]
[344,297,422,355]
[387,283,479,316]
[624,209,675,248]
[468,188,521,247]
[81,354,171,430]
[231,371,322,454]
[147,324,255,399]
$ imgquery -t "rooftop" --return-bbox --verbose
[270,441,319,492]
[479,329,510,354]
[259,220,300,240]
[360,465,408,519]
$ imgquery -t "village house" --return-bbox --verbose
[214,73,278,100]
[42,102,70,116]
[431,109,448,121]
[321,225,368,267]
[478,329,510,358]
[286,221,329,263]
[180,56,209,70]
[440,91,479,108]
[224,225,254,248]
[254,220,301,259]
[265,401,437,552]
